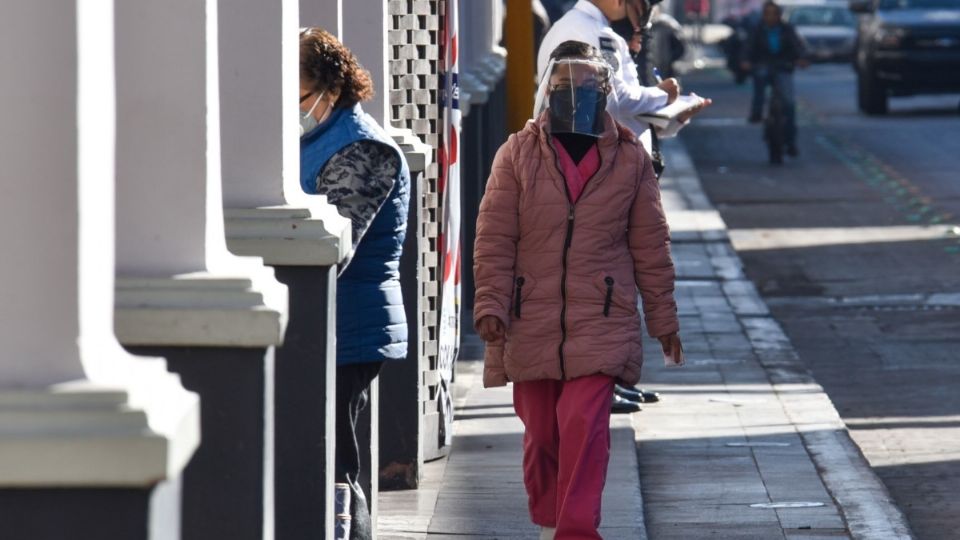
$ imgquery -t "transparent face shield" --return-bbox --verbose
[533,58,613,138]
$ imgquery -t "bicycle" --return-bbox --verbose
[745,61,799,165]
[764,84,787,165]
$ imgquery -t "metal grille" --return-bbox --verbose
[388,0,446,460]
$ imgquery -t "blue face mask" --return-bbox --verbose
[548,86,607,137]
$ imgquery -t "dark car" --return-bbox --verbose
[850,0,960,114]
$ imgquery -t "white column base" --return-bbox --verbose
[460,71,488,111]
[0,379,199,487]
[115,272,286,347]
[477,49,508,92]
[225,205,352,267]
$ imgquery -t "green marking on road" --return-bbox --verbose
[812,131,957,250]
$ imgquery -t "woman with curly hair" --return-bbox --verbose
[299,28,410,540]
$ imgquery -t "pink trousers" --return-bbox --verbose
[513,374,615,540]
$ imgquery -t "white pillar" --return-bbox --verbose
[113,0,287,347]
[476,0,508,99]
[301,0,342,36]
[458,0,484,113]
[0,0,198,505]
[220,0,351,267]
[342,0,389,126]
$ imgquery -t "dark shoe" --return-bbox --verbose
[748,113,762,123]
[786,143,798,157]
[615,384,660,403]
[611,394,642,414]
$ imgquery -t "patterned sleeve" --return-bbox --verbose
[316,140,400,263]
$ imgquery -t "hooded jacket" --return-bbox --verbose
[473,113,678,388]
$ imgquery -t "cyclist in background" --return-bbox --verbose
[741,0,808,155]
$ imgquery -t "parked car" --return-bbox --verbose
[850,0,960,114]
[782,0,858,61]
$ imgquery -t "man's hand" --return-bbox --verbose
[657,77,680,104]
[477,315,505,343]
[658,333,685,367]
[797,58,811,69]
[677,92,713,123]
[740,61,752,73]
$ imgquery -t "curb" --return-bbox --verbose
[663,136,915,540]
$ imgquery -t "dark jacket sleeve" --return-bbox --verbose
[742,25,759,64]
[785,23,809,62]
[316,140,399,272]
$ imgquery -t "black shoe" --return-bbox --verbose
[611,394,642,414]
[748,113,762,123]
[786,144,798,157]
[615,384,660,403]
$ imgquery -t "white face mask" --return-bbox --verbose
[299,91,326,137]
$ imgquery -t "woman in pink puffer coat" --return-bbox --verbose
[473,41,683,540]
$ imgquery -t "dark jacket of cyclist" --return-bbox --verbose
[742,14,806,70]
[741,1,808,153]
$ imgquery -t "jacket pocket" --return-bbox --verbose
[594,273,637,317]
[602,276,614,317]
[512,273,536,319]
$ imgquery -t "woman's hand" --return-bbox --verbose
[658,333,685,367]
[477,315,505,343]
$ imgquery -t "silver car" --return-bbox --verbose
[782,0,858,61]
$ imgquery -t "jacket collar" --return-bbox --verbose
[531,111,622,196]
[573,0,608,25]
[301,103,360,144]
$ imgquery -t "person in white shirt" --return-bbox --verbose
[538,0,710,153]
[537,0,678,151]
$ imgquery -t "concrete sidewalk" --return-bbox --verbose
[378,333,646,540]
[378,138,913,539]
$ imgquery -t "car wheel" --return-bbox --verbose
[858,69,888,115]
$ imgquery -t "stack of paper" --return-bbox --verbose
[636,94,706,130]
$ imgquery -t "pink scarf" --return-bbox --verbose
[553,139,600,204]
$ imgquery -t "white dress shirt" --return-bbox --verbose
[536,0,668,151]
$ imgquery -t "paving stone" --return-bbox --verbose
[645,523,788,540]
[776,507,847,530]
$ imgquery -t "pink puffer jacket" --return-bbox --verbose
[473,113,679,388]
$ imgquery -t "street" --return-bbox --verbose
[681,61,960,539]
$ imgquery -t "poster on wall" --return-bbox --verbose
[436,0,461,448]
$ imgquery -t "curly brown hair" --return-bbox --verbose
[300,28,374,109]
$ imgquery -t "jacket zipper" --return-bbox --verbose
[603,276,614,317]
[558,203,574,380]
[514,276,525,318]
[547,135,603,381]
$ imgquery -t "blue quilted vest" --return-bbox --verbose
[300,104,410,365]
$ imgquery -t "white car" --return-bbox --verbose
[781,0,858,61]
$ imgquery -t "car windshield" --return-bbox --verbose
[785,5,856,26]
[879,0,960,9]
